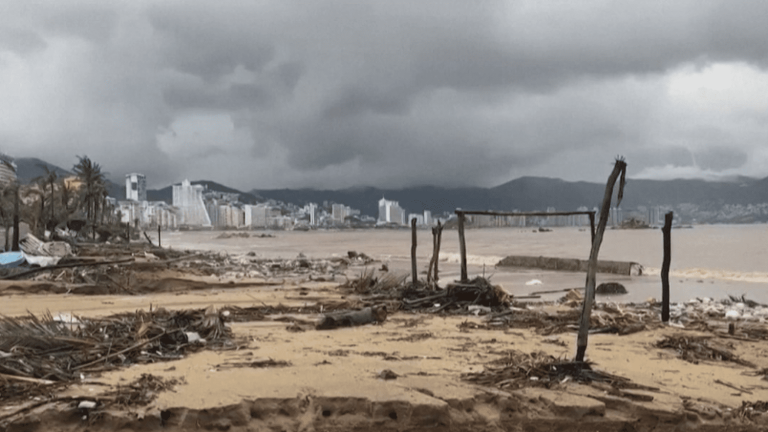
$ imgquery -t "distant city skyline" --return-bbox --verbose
[3,2,768,190]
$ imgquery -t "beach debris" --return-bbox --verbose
[525,279,542,286]
[462,349,656,393]
[347,250,375,265]
[316,306,388,330]
[19,233,72,258]
[738,400,768,421]
[341,268,407,294]
[0,306,233,393]
[378,369,399,380]
[559,289,583,307]
[595,282,627,295]
[215,358,291,370]
[215,232,251,239]
[106,374,184,406]
[77,401,97,410]
[400,277,509,313]
[655,335,756,367]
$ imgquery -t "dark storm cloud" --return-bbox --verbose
[147,4,276,82]
[696,146,749,171]
[3,0,768,190]
[0,27,47,55]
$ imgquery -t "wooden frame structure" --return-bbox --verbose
[454,209,597,281]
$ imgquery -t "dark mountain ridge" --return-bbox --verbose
[11,157,768,222]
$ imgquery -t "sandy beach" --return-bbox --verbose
[2,228,768,431]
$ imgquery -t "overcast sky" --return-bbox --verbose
[2,1,767,190]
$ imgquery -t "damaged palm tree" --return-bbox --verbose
[575,157,627,362]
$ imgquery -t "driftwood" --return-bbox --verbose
[316,306,388,330]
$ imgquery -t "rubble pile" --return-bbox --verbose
[669,296,768,325]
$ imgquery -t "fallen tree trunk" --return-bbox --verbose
[316,306,388,330]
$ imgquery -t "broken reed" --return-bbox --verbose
[0,306,233,384]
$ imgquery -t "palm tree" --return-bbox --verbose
[0,158,20,251]
[72,156,106,237]
[33,164,59,231]
[0,186,15,251]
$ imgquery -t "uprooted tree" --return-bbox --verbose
[575,157,627,362]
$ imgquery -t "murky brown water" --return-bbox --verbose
[160,224,768,304]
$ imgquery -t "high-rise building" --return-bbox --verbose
[378,198,405,225]
[125,173,146,201]
[0,153,16,187]
[172,179,211,226]
[332,203,348,224]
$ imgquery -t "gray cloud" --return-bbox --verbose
[2,0,768,191]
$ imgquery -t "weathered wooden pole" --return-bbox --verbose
[427,221,444,286]
[434,221,443,283]
[661,211,673,322]
[157,224,162,248]
[588,212,596,244]
[428,226,436,286]
[411,217,418,285]
[458,212,468,282]
[575,158,627,362]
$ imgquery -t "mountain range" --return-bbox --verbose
[11,157,768,223]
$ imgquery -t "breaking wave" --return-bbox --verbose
[643,267,768,284]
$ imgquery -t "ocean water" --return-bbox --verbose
[162,224,768,304]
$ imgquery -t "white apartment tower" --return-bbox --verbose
[125,173,147,201]
[378,198,406,225]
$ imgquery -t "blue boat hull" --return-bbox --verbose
[0,252,25,268]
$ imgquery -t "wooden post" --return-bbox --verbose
[428,226,436,286]
[434,221,442,283]
[158,224,162,248]
[458,212,468,282]
[427,221,444,287]
[588,212,596,244]
[575,159,627,362]
[411,217,418,285]
[661,211,673,322]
